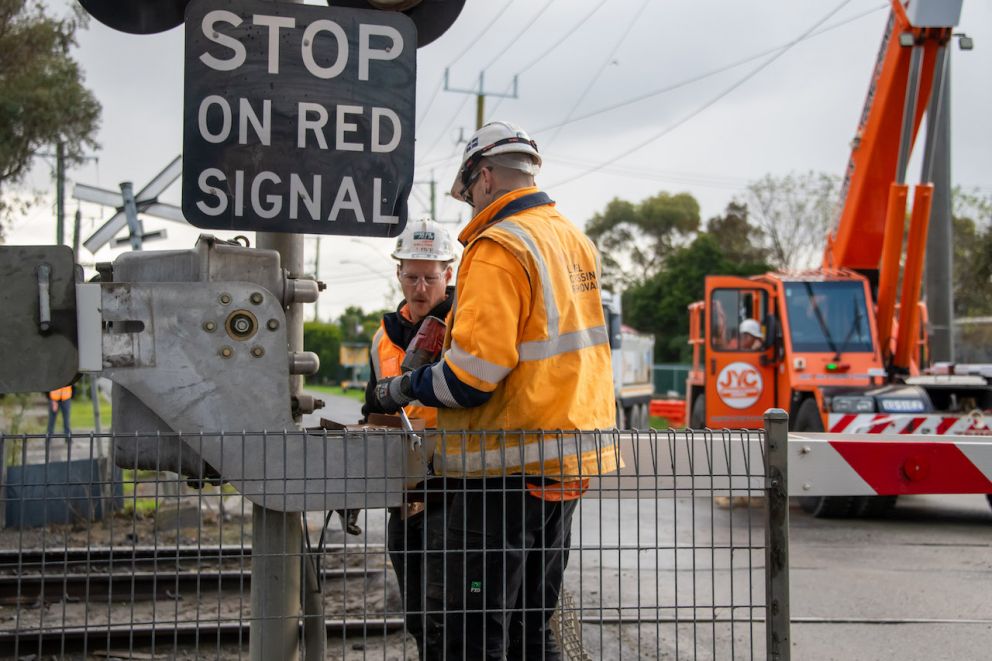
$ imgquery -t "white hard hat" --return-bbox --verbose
[740,319,764,340]
[450,121,542,201]
[391,217,456,262]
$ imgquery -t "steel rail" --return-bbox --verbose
[0,618,406,658]
[0,565,381,604]
[0,543,388,571]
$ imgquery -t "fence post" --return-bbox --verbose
[764,409,791,661]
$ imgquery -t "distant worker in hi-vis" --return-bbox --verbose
[374,121,620,660]
[46,385,73,438]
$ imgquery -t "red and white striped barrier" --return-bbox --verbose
[827,411,992,436]
[790,432,992,496]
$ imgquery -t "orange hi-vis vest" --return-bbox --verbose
[49,386,72,401]
[370,308,439,428]
[432,187,620,479]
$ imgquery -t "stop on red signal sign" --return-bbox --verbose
[182,0,416,238]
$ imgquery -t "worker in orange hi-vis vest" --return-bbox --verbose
[46,385,73,438]
[374,121,619,661]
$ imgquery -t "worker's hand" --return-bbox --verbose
[374,374,414,413]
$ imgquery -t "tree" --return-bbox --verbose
[704,201,770,267]
[0,0,101,237]
[304,321,344,384]
[586,191,700,288]
[745,171,839,270]
[623,233,770,363]
[337,305,388,344]
[952,188,992,318]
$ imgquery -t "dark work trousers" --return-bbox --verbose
[388,507,428,658]
[46,399,71,437]
[422,478,578,660]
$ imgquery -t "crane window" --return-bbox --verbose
[784,281,873,353]
[710,289,767,352]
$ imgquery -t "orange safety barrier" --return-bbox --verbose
[650,398,686,428]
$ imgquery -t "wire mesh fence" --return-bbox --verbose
[0,423,788,660]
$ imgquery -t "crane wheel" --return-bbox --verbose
[794,399,856,519]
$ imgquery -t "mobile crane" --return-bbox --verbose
[685,0,991,517]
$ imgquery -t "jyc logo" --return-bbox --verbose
[716,361,764,409]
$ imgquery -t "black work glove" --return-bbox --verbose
[374,374,414,413]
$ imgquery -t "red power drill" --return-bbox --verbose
[401,315,447,373]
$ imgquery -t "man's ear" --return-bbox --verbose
[444,265,453,284]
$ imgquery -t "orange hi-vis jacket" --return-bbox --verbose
[370,306,439,428]
[406,187,619,479]
[49,386,72,401]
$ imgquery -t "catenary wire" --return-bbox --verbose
[416,0,519,128]
[533,2,886,136]
[545,0,855,190]
[486,0,608,119]
[543,0,652,150]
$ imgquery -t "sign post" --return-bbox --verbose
[182,2,417,659]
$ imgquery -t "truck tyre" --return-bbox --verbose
[853,495,897,517]
[795,399,856,519]
[690,396,706,429]
[633,403,649,430]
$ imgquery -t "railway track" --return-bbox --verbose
[0,543,388,571]
[0,544,400,656]
[0,617,406,657]
[0,544,390,604]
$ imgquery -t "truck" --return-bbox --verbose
[602,290,655,429]
[685,0,991,517]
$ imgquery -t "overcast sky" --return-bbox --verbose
[10,0,992,320]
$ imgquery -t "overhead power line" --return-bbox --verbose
[533,2,886,136]
[417,0,519,127]
[543,0,652,150]
[487,0,607,119]
[545,0,856,190]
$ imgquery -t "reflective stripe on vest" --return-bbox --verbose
[443,218,609,382]
[433,431,617,477]
[370,328,385,379]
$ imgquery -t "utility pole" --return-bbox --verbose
[444,69,519,130]
[413,171,437,218]
[925,49,954,362]
[55,142,65,245]
[72,208,82,259]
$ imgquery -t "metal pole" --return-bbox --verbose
[764,409,791,661]
[925,51,954,362]
[72,208,82,260]
[476,72,485,129]
[90,375,101,434]
[56,142,65,245]
[251,233,305,661]
[314,237,321,322]
[430,170,437,219]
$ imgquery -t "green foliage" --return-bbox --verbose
[305,384,366,403]
[337,305,388,343]
[952,188,992,318]
[623,234,770,362]
[745,171,839,270]
[303,321,343,384]
[0,0,101,235]
[586,191,700,287]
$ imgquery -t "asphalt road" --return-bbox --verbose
[787,494,992,661]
